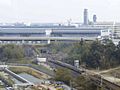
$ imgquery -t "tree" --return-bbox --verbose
[0,44,24,62]
[73,75,97,90]
[54,68,72,85]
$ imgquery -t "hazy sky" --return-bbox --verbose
[0,0,120,23]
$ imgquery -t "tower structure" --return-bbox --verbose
[93,14,97,23]
[84,9,88,25]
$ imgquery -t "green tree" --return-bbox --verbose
[54,68,72,85]
[73,75,97,90]
[0,44,24,61]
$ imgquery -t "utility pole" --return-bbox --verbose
[100,75,104,90]
[70,80,72,90]
[114,73,117,84]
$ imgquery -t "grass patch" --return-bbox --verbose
[31,64,53,75]
[9,66,49,79]
[6,58,33,64]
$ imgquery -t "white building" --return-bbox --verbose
[36,57,47,65]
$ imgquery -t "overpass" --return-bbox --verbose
[0,36,97,41]
[0,26,106,44]
[0,36,97,44]
[48,60,120,90]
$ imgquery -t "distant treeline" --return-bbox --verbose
[0,40,120,70]
[48,40,120,69]
[0,44,35,62]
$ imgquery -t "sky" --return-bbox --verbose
[0,0,120,23]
